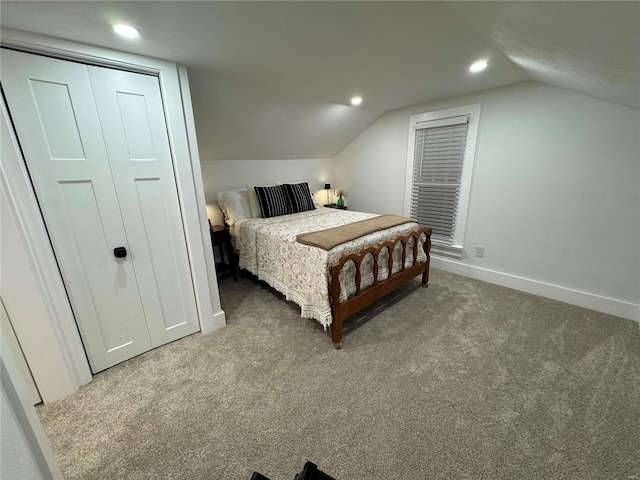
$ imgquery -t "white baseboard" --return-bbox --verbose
[201,309,227,334]
[430,256,640,323]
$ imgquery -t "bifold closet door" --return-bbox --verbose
[1,50,199,373]
[87,66,199,348]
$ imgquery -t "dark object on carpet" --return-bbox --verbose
[251,460,335,480]
[294,461,336,480]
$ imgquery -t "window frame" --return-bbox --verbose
[403,103,481,258]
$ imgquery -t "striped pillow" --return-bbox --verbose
[254,185,293,218]
[284,183,316,213]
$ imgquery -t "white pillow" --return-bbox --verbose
[216,189,252,226]
[246,184,277,218]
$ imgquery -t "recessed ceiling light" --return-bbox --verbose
[112,24,140,39]
[351,96,363,106]
[469,60,488,73]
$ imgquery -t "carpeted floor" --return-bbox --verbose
[37,269,640,480]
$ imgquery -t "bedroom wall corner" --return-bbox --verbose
[332,81,640,322]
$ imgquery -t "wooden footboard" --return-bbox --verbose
[328,226,432,348]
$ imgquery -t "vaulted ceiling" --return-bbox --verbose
[1,1,638,161]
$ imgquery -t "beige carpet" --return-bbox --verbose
[37,269,640,479]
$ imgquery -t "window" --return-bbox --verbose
[404,104,481,258]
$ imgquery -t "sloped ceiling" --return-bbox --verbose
[448,1,640,111]
[1,1,638,161]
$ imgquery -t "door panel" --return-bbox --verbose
[29,79,86,160]
[59,180,150,353]
[134,178,188,332]
[88,67,199,346]
[115,91,156,160]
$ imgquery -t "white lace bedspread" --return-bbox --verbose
[236,208,426,328]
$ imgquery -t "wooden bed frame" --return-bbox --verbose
[328,226,432,349]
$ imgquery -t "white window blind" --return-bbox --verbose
[410,115,469,245]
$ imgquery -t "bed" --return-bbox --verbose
[217,183,432,348]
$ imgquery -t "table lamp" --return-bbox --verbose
[324,183,331,205]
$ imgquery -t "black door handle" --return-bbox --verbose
[113,247,127,258]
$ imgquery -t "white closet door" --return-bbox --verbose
[1,50,153,372]
[2,50,201,372]
[88,67,199,346]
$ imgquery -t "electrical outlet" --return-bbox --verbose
[475,245,485,257]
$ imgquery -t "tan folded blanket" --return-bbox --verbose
[296,214,417,251]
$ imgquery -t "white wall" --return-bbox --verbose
[0,388,47,479]
[0,183,78,403]
[334,81,640,321]
[1,336,63,479]
[201,158,334,225]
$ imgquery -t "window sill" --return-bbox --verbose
[430,242,463,259]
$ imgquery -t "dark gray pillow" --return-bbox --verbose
[254,185,293,218]
[284,183,315,213]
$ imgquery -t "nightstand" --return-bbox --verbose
[324,204,347,210]
[210,224,237,281]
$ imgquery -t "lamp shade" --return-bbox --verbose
[324,183,331,190]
